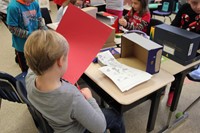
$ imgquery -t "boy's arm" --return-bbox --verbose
[7,26,29,38]
[123,11,134,30]
[72,93,106,132]
[36,4,48,30]
[125,12,150,31]
[6,4,29,38]
[38,17,48,30]
[171,4,185,27]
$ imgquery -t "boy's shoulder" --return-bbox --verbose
[181,3,191,10]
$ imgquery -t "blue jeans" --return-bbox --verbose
[102,108,125,133]
[84,108,125,133]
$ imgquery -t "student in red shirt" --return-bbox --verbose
[119,0,150,33]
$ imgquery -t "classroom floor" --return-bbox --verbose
[0,2,200,133]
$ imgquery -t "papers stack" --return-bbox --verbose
[97,51,152,92]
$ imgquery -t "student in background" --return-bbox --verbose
[56,0,83,22]
[25,30,125,133]
[6,0,47,72]
[171,0,200,33]
[56,0,77,22]
[54,0,83,9]
[106,0,124,19]
[119,0,150,33]
[106,0,124,33]
[167,0,200,106]
[54,0,66,9]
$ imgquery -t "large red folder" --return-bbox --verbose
[56,4,112,84]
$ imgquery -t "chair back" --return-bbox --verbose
[0,72,22,106]
[160,0,174,13]
[16,81,54,133]
[147,18,163,36]
[187,65,200,82]
[40,8,52,25]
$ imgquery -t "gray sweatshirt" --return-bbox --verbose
[26,70,106,133]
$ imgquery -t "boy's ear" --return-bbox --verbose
[57,56,64,67]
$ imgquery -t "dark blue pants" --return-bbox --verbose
[15,50,28,72]
[84,108,125,133]
[102,108,125,133]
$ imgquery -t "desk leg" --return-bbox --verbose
[147,87,166,132]
[159,71,189,133]
[168,72,187,126]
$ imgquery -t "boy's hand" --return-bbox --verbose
[119,18,127,27]
[80,87,93,100]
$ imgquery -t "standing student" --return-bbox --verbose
[54,0,83,9]
[167,0,200,106]
[106,0,124,33]
[6,0,47,72]
[54,0,66,9]
[106,0,124,18]
[24,30,125,133]
[119,0,150,33]
[56,0,83,22]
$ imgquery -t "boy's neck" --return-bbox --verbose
[35,71,62,92]
[17,0,31,5]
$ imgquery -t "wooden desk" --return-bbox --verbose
[82,63,174,132]
[160,57,200,132]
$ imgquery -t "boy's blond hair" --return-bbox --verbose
[24,30,69,75]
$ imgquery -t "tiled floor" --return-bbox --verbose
[0,2,200,133]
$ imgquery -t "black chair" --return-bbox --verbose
[146,18,163,36]
[40,8,52,25]
[187,65,200,82]
[0,72,23,108]
[16,80,54,133]
[0,71,53,133]
[152,0,175,22]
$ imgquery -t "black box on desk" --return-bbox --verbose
[119,33,163,74]
[154,24,200,65]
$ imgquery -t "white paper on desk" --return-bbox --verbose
[98,51,152,92]
[97,50,121,67]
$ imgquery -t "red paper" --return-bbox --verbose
[56,4,112,84]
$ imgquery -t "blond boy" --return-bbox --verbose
[24,30,106,132]
[24,30,125,133]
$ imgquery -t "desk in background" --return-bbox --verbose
[82,62,174,132]
[160,57,200,132]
